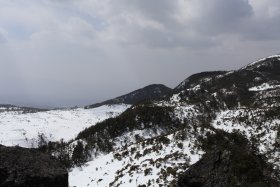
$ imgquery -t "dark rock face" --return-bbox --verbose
[0,145,68,187]
[177,132,279,187]
[85,84,172,109]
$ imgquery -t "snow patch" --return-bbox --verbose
[249,83,280,91]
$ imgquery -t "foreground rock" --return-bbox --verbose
[0,144,68,187]
[177,132,279,187]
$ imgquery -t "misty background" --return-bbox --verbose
[0,0,280,108]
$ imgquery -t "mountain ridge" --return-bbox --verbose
[85,84,172,109]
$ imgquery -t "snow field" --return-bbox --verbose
[0,104,130,147]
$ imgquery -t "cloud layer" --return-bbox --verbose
[0,0,280,107]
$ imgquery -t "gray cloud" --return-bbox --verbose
[0,0,279,108]
[0,28,7,43]
[189,0,253,35]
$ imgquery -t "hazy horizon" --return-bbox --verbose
[1,0,280,108]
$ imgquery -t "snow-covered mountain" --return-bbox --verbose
[1,55,280,187]
[69,55,280,186]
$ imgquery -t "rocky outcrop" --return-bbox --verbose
[177,132,279,187]
[0,144,68,187]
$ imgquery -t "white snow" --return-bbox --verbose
[249,83,280,91]
[69,132,203,187]
[0,104,130,147]
[191,84,201,91]
[170,93,181,103]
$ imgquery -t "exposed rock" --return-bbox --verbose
[0,144,68,187]
[177,132,279,187]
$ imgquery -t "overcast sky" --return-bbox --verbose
[0,0,280,108]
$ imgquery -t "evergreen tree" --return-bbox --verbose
[72,141,85,166]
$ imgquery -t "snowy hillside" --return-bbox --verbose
[0,104,130,148]
[67,55,280,186]
[68,93,210,187]
[70,132,204,187]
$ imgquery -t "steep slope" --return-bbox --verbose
[70,55,280,186]
[177,132,279,187]
[85,84,172,109]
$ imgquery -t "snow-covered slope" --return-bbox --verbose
[68,92,212,187]
[0,104,130,148]
[68,55,280,186]
[70,131,203,187]
[212,108,280,168]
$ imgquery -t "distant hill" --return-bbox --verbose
[0,104,48,113]
[85,84,172,109]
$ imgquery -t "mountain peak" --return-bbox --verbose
[85,84,172,109]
